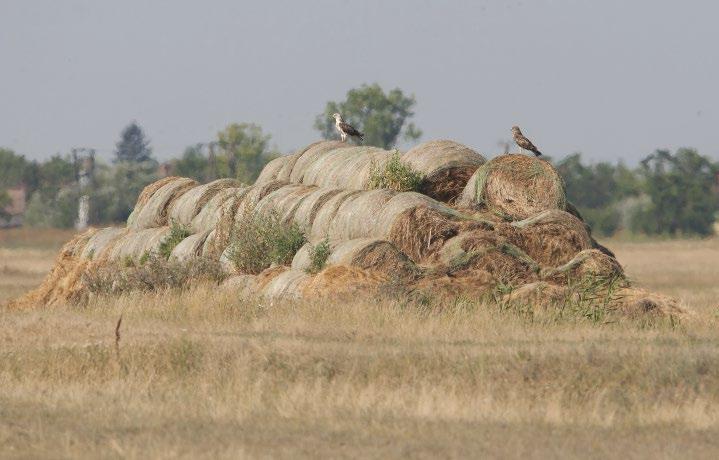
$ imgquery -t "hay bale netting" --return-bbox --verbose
[167,178,241,227]
[508,210,594,266]
[107,227,172,262]
[170,230,212,262]
[300,145,392,190]
[402,140,486,203]
[542,249,624,283]
[9,229,98,308]
[261,269,311,300]
[127,177,199,230]
[458,154,567,220]
[80,227,128,260]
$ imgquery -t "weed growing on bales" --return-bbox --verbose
[228,210,307,274]
[158,221,192,260]
[369,150,424,192]
[84,254,226,296]
[308,238,331,274]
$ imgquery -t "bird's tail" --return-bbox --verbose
[533,149,542,157]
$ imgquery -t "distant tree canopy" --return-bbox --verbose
[173,143,209,182]
[216,123,278,183]
[114,122,154,164]
[631,148,719,236]
[314,83,422,149]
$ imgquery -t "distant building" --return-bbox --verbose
[0,185,27,228]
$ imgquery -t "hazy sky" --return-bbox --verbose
[1,0,717,163]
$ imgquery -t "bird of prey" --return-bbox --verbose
[333,113,364,143]
[511,126,542,156]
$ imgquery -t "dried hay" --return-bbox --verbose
[613,287,688,318]
[168,178,241,226]
[288,141,349,183]
[170,230,211,262]
[253,184,318,223]
[292,188,345,232]
[107,227,172,262]
[221,274,258,297]
[327,189,396,241]
[80,227,128,260]
[190,186,248,233]
[9,229,97,308]
[131,176,178,209]
[127,177,199,230]
[542,249,624,282]
[327,238,415,276]
[254,266,290,291]
[503,281,571,310]
[301,146,390,190]
[291,243,314,271]
[261,269,311,299]
[255,155,290,183]
[309,190,366,241]
[508,210,593,266]
[402,140,486,203]
[301,265,387,299]
[459,154,566,220]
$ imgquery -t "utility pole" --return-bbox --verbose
[73,148,95,230]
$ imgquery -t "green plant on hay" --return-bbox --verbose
[368,150,424,192]
[158,220,192,260]
[228,210,307,274]
[307,238,331,274]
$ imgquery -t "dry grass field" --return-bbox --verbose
[1,228,719,459]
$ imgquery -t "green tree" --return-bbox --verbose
[631,148,718,236]
[216,123,277,183]
[173,143,209,182]
[314,83,422,149]
[0,148,31,188]
[114,122,154,163]
[0,189,11,219]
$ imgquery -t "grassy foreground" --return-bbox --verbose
[1,229,719,459]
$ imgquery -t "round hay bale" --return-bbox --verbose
[255,155,290,184]
[541,249,624,282]
[255,266,290,291]
[253,184,318,223]
[301,146,390,190]
[503,281,571,310]
[402,140,486,203]
[275,141,331,182]
[613,287,688,318]
[327,238,415,276]
[289,141,358,184]
[107,227,171,262]
[127,177,199,230]
[458,154,566,219]
[190,186,248,233]
[508,210,593,266]
[292,188,345,232]
[309,189,365,241]
[221,274,258,297]
[80,227,127,260]
[327,189,396,241]
[234,180,288,217]
[291,243,314,271]
[167,178,241,226]
[261,269,311,300]
[131,176,178,210]
[170,230,211,262]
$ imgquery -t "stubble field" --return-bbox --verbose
[1,228,718,459]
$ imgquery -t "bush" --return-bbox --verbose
[580,206,621,236]
[158,221,192,260]
[84,255,226,295]
[228,210,306,274]
[308,238,331,273]
[369,150,424,192]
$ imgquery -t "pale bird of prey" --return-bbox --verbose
[333,113,364,143]
[511,126,542,157]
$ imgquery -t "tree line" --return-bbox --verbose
[1,83,718,236]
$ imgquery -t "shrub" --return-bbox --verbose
[369,150,424,192]
[158,221,192,260]
[228,210,306,274]
[308,238,331,273]
[84,255,226,295]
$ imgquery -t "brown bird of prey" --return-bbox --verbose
[511,126,542,156]
[333,113,364,143]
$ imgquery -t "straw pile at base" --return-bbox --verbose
[10,140,686,320]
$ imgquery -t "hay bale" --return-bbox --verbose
[107,227,172,262]
[253,184,318,223]
[80,227,127,260]
[168,178,241,226]
[613,287,688,318]
[170,230,211,262]
[9,229,98,308]
[508,210,593,266]
[503,281,571,310]
[458,154,566,220]
[221,274,258,297]
[327,238,415,276]
[255,156,290,183]
[261,269,311,299]
[541,249,624,282]
[127,177,199,230]
[291,243,314,271]
[309,190,366,241]
[293,188,345,232]
[402,140,486,203]
[190,186,248,233]
[327,189,396,241]
[131,176,178,210]
[300,265,387,299]
[288,141,358,183]
[301,145,390,190]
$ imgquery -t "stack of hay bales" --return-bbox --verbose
[11,142,685,319]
